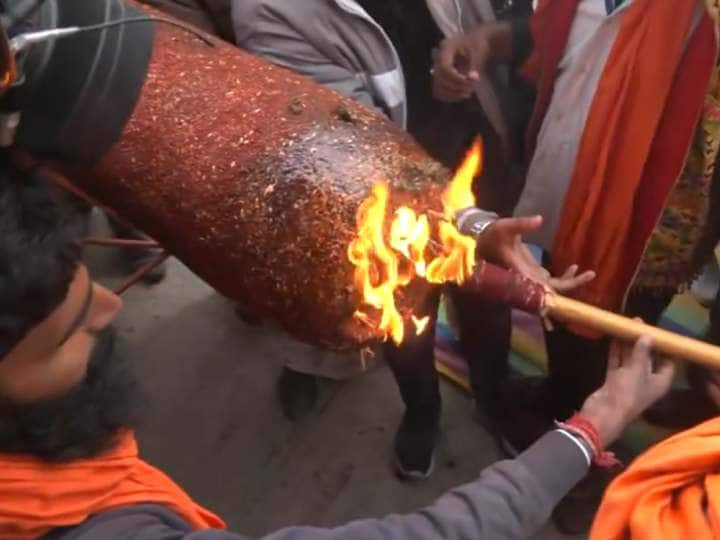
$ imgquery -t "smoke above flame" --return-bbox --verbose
[347,141,483,344]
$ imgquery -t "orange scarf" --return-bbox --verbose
[551,0,700,313]
[590,417,720,540]
[0,430,225,539]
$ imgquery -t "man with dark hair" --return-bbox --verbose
[0,158,675,539]
[0,165,135,459]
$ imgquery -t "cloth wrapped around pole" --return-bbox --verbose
[461,262,720,368]
[52,7,448,349]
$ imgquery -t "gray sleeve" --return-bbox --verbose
[258,430,588,540]
[230,1,378,110]
[57,431,587,540]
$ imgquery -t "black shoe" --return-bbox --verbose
[490,376,552,457]
[393,409,439,481]
[277,367,319,421]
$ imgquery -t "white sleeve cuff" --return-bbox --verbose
[555,429,592,467]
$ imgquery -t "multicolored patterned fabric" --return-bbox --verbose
[634,3,720,291]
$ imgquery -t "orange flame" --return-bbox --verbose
[412,315,431,336]
[348,141,483,344]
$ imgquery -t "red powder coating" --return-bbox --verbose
[463,261,545,313]
[67,11,448,349]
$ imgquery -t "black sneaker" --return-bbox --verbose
[393,409,439,481]
[488,376,552,457]
[277,367,319,421]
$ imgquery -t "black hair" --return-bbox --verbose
[0,162,140,461]
[0,162,85,359]
[0,326,143,461]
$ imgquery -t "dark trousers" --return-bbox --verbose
[542,289,675,420]
[384,285,679,426]
[687,286,720,393]
[383,284,512,422]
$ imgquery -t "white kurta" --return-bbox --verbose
[513,0,631,250]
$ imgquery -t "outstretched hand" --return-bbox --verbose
[474,214,596,293]
[580,337,675,446]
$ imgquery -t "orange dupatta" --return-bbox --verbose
[0,430,225,539]
[590,417,720,540]
[550,0,700,313]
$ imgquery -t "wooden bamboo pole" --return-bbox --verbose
[544,292,720,369]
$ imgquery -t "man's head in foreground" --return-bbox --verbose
[0,163,138,461]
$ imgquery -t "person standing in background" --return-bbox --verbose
[232,0,593,481]
[432,0,720,532]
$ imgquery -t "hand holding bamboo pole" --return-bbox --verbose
[463,260,720,369]
[543,292,720,369]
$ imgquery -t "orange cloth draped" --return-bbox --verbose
[590,417,720,540]
[0,430,225,539]
[550,0,699,314]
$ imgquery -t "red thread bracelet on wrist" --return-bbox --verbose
[555,413,621,468]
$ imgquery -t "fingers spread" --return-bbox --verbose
[561,265,578,280]
[496,215,543,236]
[522,252,548,279]
[549,269,596,292]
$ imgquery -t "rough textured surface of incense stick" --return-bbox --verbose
[63,6,447,349]
[544,293,720,369]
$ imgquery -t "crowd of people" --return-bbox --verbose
[0,0,720,538]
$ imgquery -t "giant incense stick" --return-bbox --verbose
[48,5,449,350]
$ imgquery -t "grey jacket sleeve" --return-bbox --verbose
[230,1,378,111]
[53,431,588,540]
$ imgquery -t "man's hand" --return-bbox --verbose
[548,264,597,293]
[474,215,596,293]
[432,22,511,103]
[432,31,486,102]
[579,337,675,447]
